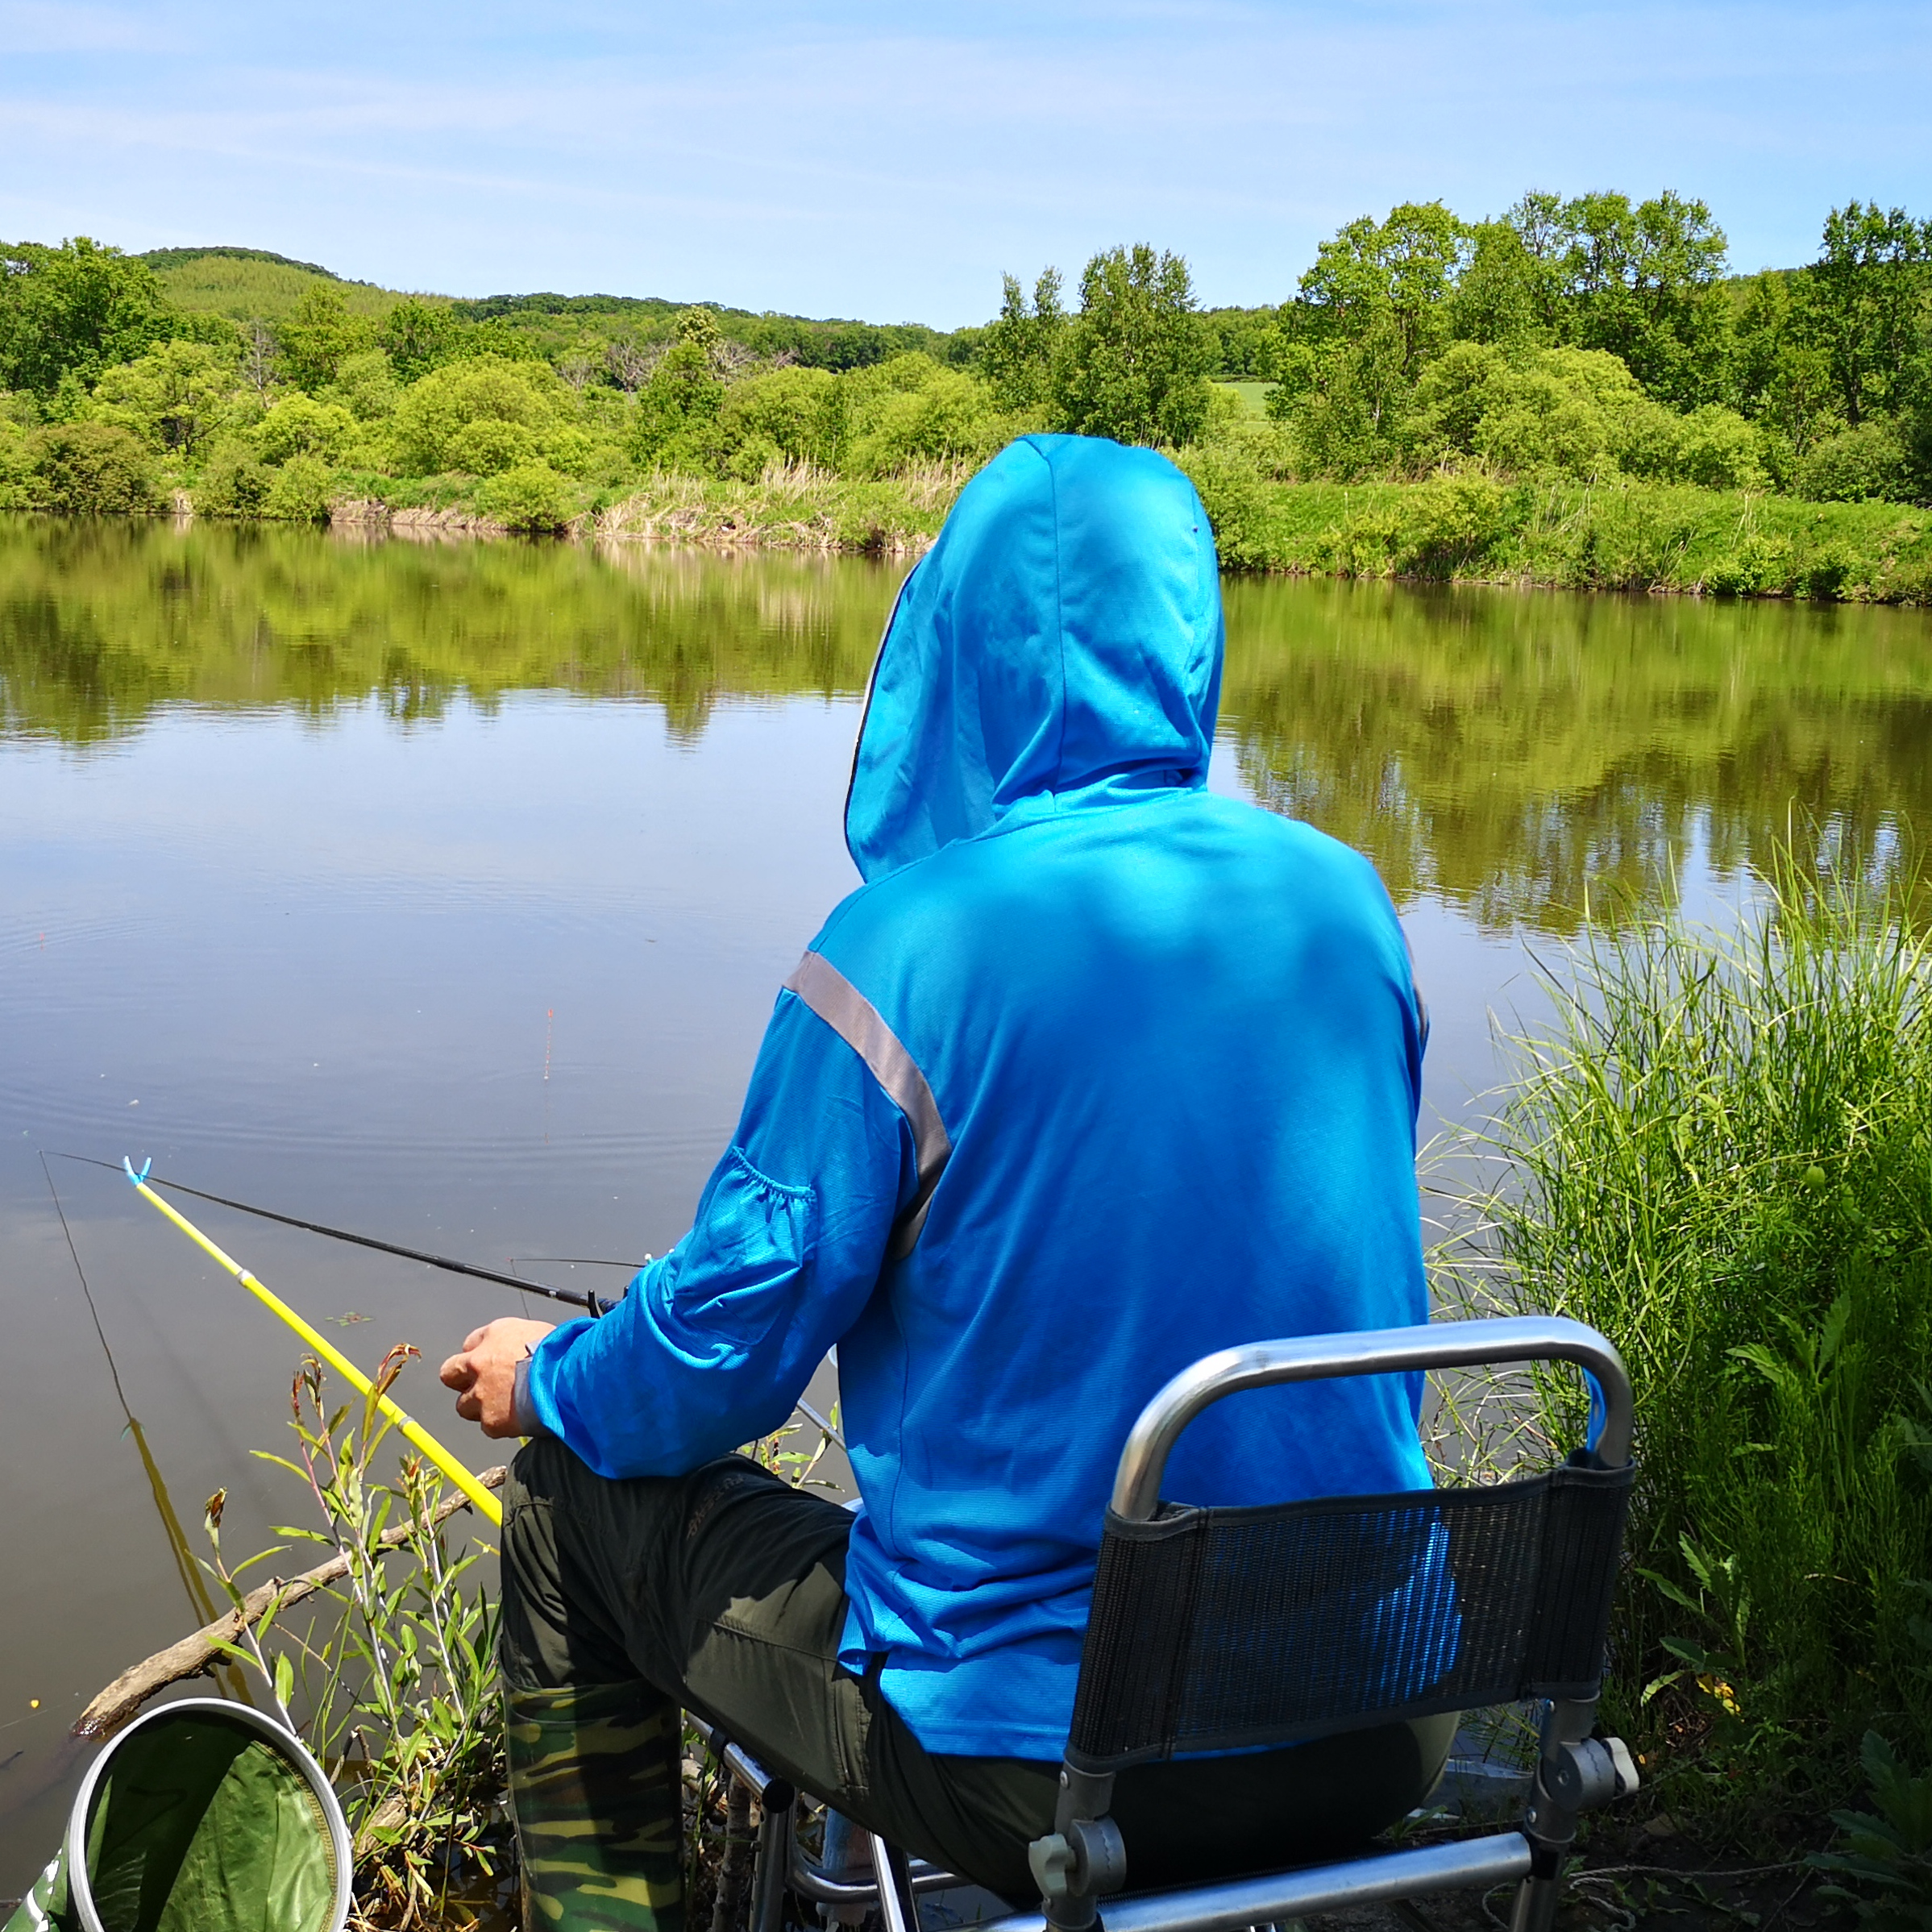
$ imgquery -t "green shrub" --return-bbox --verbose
[1176,444,1274,569]
[1669,403,1768,491]
[446,417,537,476]
[1397,473,1515,575]
[27,421,161,513]
[1796,422,1916,504]
[262,455,335,523]
[389,354,570,476]
[539,425,600,477]
[1701,530,1794,596]
[0,415,31,506]
[325,348,401,422]
[843,354,1010,476]
[479,462,575,533]
[251,392,359,466]
[194,438,274,517]
[717,365,844,468]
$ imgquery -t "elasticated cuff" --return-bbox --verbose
[514,1357,555,1441]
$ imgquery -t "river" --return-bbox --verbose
[2,514,1929,1879]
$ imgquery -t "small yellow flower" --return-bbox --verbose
[1697,1673,1739,1716]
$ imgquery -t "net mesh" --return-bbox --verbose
[1066,1459,1634,1772]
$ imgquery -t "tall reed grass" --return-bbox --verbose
[1450,841,1932,1825]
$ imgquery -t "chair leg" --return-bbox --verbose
[1507,1871,1562,1932]
[750,1781,796,1932]
[867,1830,920,1932]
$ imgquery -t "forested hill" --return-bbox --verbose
[137,245,976,372]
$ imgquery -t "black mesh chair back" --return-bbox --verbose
[1025,1315,1642,1932]
[1068,1455,1634,1771]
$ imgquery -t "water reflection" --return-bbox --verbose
[6,517,1929,934]
[1221,577,1932,930]
[0,517,898,744]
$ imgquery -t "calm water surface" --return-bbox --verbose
[2,517,1930,1878]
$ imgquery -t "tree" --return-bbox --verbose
[979,269,1065,410]
[1793,201,1932,426]
[1268,204,1468,475]
[629,338,725,464]
[1732,270,1837,465]
[1519,189,1735,409]
[1297,202,1468,375]
[277,285,376,391]
[378,297,461,384]
[239,318,277,402]
[1448,220,1558,350]
[90,339,242,457]
[0,237,175,397]
[1049,244,1209,447]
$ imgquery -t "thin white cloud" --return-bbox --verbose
[0,0,1925,320]
[0,2,169,52]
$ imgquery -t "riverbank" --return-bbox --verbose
[1182,463,1932,601]
[144,465,1932,600]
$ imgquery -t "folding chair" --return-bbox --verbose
[714,1313,1639,1932]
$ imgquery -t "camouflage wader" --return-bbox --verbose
[505,1680,684,1931]
[498,1440,1456,1930]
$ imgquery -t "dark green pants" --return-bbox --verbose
[498,1440,1456,1904]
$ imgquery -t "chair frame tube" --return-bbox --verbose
[1111,1315,1634,1521]
[969,1832,1535,1932]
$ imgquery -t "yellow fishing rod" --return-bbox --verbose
[123,1157,503,1528]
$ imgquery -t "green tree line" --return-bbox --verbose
[2,192,1928,545]
[1264,191,1932,503]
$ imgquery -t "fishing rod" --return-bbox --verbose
[123,1158,505,1528]
[51,1152,614,1314]
[66,1151,849,1456]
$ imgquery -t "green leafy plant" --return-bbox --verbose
[1813,1729,1932,1926]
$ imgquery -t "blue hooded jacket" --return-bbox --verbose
[523,434,1431,1758]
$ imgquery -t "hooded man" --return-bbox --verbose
[441,434,1450,1929]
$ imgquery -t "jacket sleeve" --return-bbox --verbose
[517,983,916,1477]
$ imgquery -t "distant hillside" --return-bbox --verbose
[139,246,971,367]
[141,246,414,322]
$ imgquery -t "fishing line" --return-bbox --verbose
[40,1153,233,1639]
[54,1153,850,1455]
[42,1151,135,1417]
[48,1152,609,1313]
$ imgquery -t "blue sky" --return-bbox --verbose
[1,2,1926,327]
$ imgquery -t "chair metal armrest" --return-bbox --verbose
[1111,1315,1633,1520]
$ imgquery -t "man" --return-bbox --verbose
[441,434,1448,1930]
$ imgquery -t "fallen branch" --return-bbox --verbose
[76,1465,508,1739]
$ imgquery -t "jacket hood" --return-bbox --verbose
[845,434,1224,884]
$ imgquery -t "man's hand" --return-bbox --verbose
[439,1317,557,1440]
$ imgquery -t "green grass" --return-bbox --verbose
[1447,845,1932,1832]
[1214,380,1275,418]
